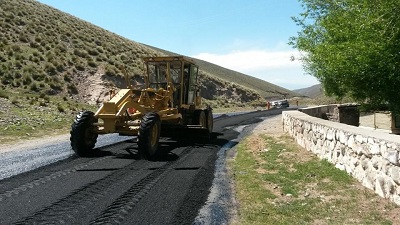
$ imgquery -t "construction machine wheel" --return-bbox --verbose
[138,112,161,160]
[192,110,211,141]
[193,110,207,128]
[205,108,213,133]
[70,111,98,156]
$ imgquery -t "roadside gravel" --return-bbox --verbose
[0,133,70,154]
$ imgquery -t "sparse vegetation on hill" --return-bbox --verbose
[0,0,159,100]
[0,0,301,142]
[293,83,322,98]
[0,0,296,105]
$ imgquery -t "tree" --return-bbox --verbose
[289,0,400,111]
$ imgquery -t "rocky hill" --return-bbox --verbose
[0,0,299,108]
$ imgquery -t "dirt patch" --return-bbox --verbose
[251,114,284,137]
[76,67,114,105]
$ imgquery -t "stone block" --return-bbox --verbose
[361,156,369,170]
[335,163,345,171]
[353,164,366,181]
[369,143,381,155]
[383,150,399,166]
[348,135,355,149]
[326,129,334,141]
[363,176,375,190]
[350,157,359,167]
[389,167,400,185]
[339,130,347,145]
[370,156,380,170]
[391,195,400,205]
[356,134,366,144]
[367,137,375,145]
[375,175,386,198]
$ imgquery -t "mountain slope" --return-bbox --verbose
[293,84,322,98]
[0,0,298,106]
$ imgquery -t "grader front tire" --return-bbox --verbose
[138,112,161,160]
[70,111,98,156]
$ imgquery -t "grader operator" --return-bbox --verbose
[70,56,213,160]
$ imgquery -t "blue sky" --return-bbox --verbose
[36,0,319,90]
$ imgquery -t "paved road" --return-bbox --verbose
[0,109,286,224]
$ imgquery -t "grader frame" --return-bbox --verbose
[70,56,213,159]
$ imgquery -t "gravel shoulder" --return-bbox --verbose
[251,114,284,136]
[0,133,70,154]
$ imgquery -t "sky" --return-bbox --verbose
[36,0,319,90]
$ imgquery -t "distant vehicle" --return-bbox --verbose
[271,99,289,108]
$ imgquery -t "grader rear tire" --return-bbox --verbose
[205,109,213,133]
[138,112,161,160]
[193,110,207,128]
[193,110,211,141]
[70,111,98,156]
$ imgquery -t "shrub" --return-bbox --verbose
[39,101,47,107]
[63,74,72,82]
[49,82,63,91]
[29,41,39,48]
[73,49,88,58]
[67,84,78,94]
[56,63,64,72]
[44,63,57,75]
[57,104,65,113]
[32,72,45,81]
[22,75,32,85]
[0,90,9,99]
[11,45,21,52]
[75,63,85,71]
[88,49,99,56]
[19,34,29,43]
[88,61,96,68]
[12,80,21,87]
[30,82,39,92]
[11,98,19,105]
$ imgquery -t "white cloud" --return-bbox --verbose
[191,49,319,90]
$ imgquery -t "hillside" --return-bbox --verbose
[293,84,323,98]
[0,0,299,107]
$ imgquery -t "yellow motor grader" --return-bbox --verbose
[70,56,213,159]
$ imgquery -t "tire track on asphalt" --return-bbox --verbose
[0,141,133,202]
[13,145,196,224]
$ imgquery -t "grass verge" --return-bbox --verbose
[0,90,97,145]
[229,134,399,225]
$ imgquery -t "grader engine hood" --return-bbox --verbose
[94,86,180,133]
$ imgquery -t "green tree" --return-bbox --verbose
[290,0,400,111]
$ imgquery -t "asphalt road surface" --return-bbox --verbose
[0,108,286,225]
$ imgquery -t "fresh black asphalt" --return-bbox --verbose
[0,108,287,224]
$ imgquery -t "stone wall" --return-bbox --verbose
[283,110,400,205]
[299,104,359,126]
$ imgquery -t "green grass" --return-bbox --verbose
[230,134,397,225]
[0,89,97,144]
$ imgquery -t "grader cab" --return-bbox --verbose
[70,56,213,159]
